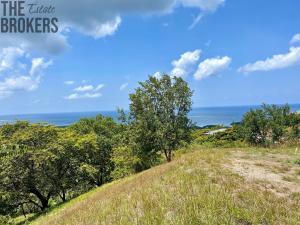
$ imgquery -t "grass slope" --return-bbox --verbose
[30,147,300,225]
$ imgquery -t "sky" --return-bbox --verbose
[0,0,300,115]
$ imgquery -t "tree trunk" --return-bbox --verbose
[59,189,66,202]
[164,149,172,162]
[167,150,172,162]
[21,204,26,218]
[30,188,49,211]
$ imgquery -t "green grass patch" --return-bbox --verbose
[28,147,300,225]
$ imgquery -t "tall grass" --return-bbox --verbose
[30,148,300,225]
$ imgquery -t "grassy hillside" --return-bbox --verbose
[29,147,300,225]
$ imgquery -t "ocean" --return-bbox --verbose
[0,105,299,127]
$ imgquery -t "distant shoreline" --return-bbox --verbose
[0,104,300,127]
[1,103,300,117]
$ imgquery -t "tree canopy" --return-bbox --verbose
[129,75,193,163]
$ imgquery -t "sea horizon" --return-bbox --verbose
[1,103,300,127]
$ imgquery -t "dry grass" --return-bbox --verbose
[29,147,300,225]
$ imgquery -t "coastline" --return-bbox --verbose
[0,104,300,127]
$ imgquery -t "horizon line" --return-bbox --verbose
[0,102,300,117]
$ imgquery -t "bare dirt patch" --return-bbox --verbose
[225,152,300,197]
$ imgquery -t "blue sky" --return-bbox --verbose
[0,0,299,115]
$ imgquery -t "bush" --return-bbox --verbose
[240,104,294,147]
[192,126,245,147]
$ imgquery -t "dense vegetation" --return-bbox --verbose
[193,104,300,148]
[0,75,194,222]
[0,75,299,224]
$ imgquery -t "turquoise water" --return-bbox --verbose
[0,105,299,127]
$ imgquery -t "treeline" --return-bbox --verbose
[0,75,193,220]
[193,104,300,147]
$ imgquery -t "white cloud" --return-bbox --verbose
[64,81,75,85]
[65,92,102,100]
[74,85,94,92]
[0,32,69,55]
[171,49,201,78]
[0,54,52,98]
[0,47,24,72]
[74,84,104,92]
[180,0,225,12]
[290,33,300,45]
[120,83,129,91]
[77,16,122,39]
[194,56,231,80]
[30,58,53,76]
[238,47,300,73]
[94,84,105,91]
[67,83,104,100]
[153,71,162,79]
[183,0,225,29]
[0,0,224,54]
[188,14,204,30]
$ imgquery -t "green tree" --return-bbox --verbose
[75,134,114,187]
[71,115,118,187]
[241,108,269,146]
[111,146,140,179]
[288,112,300,139]
[129,75,193,164]
[0,124,80,213]
[0,147,57,211]
[46,129,82,202]
[240,104,291,146]
[262,104,290,143]
[71,115,118,138]
[0,124,60,211]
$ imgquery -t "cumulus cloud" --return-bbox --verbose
[0,47,25,72]
[30,58,53,76]
[65,92,102,100]
[0,0,224,54]
[0,32,69,55]
[64,81,75,85]
[238,47,300,73]
[75,16,122,39]
[0,49,52,98]
[171,49,201,78]
[290,33,300,45]
[120,83,129,91]
[194,56,231,80]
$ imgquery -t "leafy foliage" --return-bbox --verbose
[0,75,195,218]
[239,104,298,146]
[111,146,140,179]
[192,126,245,147]
[0,118,119,216]
[129,75,193,164]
